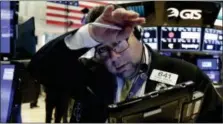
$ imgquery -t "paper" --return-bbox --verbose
[193,100,201,114]
[150,69,179,86]
[3,68,14,80]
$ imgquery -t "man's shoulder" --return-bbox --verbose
[152,54,201,84]
[156,54,197,73]
[38,30,77,54]
[27,30,78,71]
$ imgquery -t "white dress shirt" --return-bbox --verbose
[114,45,150,103]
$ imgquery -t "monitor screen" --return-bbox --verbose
[160,52,172,57]
[0,1,17,58]
[202,28,223,53]
[214,7,222,27]
[160,27,202,51]
[203,71,220,83]
[197,58,219,70]
[0,64,15,123]
[126,4,144,17]
[118,1,155,23]
[141,27,158,50]
[0,1,14,54]
[15,17,36,59]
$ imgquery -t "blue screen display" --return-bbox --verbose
[141,27,158,50]
[126,5,145,17]
[160,52,172,57]
[202,28,223,53]
[197,58,219,70]
[0,64,15,123]
[160,27,202,51]
[203,71,220,83]
[0,1,14,54]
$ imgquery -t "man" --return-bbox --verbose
[30,80,40,109]
[43,85,70,123]
[28,5,222,123]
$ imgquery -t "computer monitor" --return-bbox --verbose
[203,71,220,84]
[118,1,155,22]
[160,27,202,52]
[160,52,172,57]
[0,1,18,59]
[141,27,158,50]
[108,81,204,123]
[0,63,16,123]
[197,58,220,70]
[202,28,223,53]
[15,17,37,59]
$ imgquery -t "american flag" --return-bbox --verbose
[46,1,114,28]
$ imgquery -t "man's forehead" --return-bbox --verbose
[96,32,134,50]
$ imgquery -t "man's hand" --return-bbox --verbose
[89,5,145,43]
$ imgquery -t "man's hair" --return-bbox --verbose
[85,5,122,24]
[85,5,142,41]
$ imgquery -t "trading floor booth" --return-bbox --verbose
[107,81,204,123]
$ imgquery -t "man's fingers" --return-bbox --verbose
[123,10,139,20]
[116,26,134,40]
[111,8,126,21]
[102,5,114,18]
[129,18,146,24]
[124,17,146,25]
[112,9,139,20]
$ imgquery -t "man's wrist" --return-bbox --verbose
[64,24,100,50]
[79,24,100,48]
[88,23,101,43]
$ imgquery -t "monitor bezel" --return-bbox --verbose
[160,26,202,52]
[141,26,158,50]
[196,58,220,70]
[203,70,220,83]
[0,63,16,123]
[0,1,18,60]
[201,28,223,53]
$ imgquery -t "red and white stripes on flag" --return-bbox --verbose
[46,1,114,28]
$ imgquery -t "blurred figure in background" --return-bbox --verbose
[44,87,70,123]
[30,80,40,109]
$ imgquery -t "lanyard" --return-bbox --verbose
[126,45,151,100]
[126,72,148,99]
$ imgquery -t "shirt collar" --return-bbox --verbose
[143,44,150,66]
[79,48,95,60]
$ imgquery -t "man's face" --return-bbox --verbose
[96,33,142,78]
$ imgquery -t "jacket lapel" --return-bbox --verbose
[144,45,183,93]
[144,45,172,93]
[144,46,160,93]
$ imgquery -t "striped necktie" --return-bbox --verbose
[120,79,133,102]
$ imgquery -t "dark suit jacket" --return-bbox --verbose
[27,29,222,123]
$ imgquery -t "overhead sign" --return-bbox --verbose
[167,7,202,20]
[165,2,221,25]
